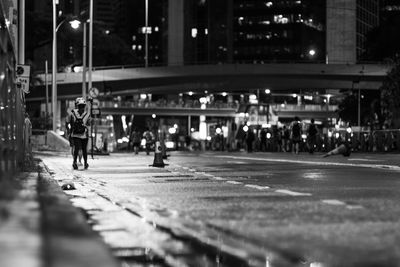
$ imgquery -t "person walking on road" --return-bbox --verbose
[290,117,302,154]
[307,118,318,154]
[282,125,290,152]
[66,97,91,170]
[259,128,267,152]
[130,128,141,154]
[143,128,155,155]
[66,101,83,165]
[246,128,255,153]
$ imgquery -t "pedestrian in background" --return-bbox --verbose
[307,118,318,154]
[130,128,141,154]
[282,125,290,152]
[246,128,255,153]
[290,117,302,154]
[259,128,267,152]
[66,97,91,170]
[143,128,155,155]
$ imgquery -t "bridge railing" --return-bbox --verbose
[99,100,239,110]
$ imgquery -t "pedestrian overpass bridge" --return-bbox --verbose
[29,63,389,100]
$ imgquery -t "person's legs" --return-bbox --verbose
[78,149,83,164]
[72,138,82,169]
[81,138,89,169]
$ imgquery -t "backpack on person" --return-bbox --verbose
[72,111,87,135]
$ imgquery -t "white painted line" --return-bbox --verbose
[202,173,214,177]
[227,161,247,164]
[348,158,383,162]
[213,177,226,181]
[226,180,244,185]
[275,189,312,196]
[346,205,364,210]
[216,155,400,172]
[322,199,346,206]
[244,184,270,190]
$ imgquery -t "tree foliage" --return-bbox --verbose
[380,59,400,128]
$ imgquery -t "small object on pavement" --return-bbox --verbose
[61,182,76,190]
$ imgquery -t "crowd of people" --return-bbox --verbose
[242,117,319,154]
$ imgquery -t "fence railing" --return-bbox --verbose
[243,129,400,153]
[0,16,24,178]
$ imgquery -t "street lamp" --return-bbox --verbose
[70,18,88,98]
[145,0,149,67]
[52,1,72,131]
[52,0,92,132]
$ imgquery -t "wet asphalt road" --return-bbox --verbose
[41,151,400,267]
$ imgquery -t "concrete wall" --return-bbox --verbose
[326,0,357,64]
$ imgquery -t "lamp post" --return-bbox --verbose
[70,19,88,98]
[52,0,75,131]
[52,0,57,131]
[88,0,93,93]
[145,0,149,67]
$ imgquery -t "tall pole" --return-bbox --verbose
[145,0,148,67]
[18,0,25,63]
[88,0,93,92]
[45,60,49,129]
[52,0,57,131]
[358,88,361,128]
[82,22,87,98]
[17,0,25,167]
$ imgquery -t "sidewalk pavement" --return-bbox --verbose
[1,149,399,267]
[0,156,119,267]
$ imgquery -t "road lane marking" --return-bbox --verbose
[275,189,312,196]
[346,205,364,210]
[226,180,244,185]
[348,158,384,162]
[216,155,400,171]
[322,199,364,210]
[322,199,346,205]
[244,184,270,190]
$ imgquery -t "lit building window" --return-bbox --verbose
[266,2,273,7]
[132,45,136,50]
[191,28,198,38]
[274,15,289,24]
[138,45,142,50]
[154,26,159,32]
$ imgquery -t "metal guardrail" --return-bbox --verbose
[245,129,400,153]
[0,18,24,178]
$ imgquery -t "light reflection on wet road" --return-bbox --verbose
[42,151,400,267]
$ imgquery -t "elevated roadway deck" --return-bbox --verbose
[28,63,390,101]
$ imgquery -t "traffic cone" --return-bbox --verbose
[322,143,351,158]
[150,141,168,167]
